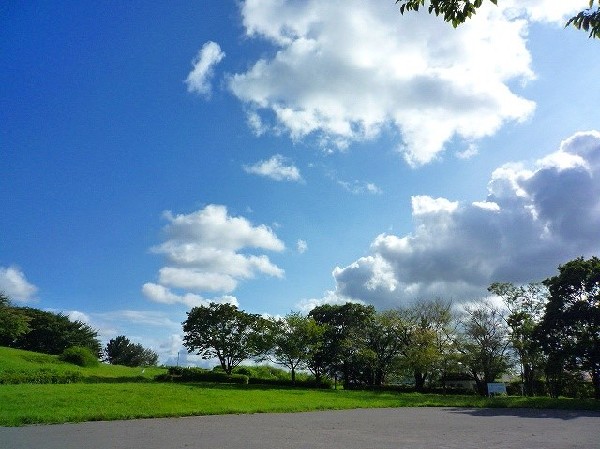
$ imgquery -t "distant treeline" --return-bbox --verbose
[181,256,600,399]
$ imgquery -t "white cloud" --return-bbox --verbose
[228,0,544,166]
[297,239,308,254]
[144,204,284,304]
[330,130,600,309]
[186,41,225,96]
[295,290,365,314]
[0,266,38,303]
[502,0,586,24]
[142,282,239,309]
[243,154,303,182]
[337,179,382,195]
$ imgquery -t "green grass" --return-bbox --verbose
[1,346,599,427]
[1,382,599,426]
[0,346,166,382]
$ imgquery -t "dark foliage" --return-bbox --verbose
[6,307,101,355]
[104,335,158,367]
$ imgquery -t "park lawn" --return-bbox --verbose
[2,382,600,426]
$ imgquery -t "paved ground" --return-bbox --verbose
[2,407,599,449]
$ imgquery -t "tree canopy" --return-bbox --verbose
[182,302,271,374]
[396,0,600,38]
[0,293,31,345]
[538,257,600,399]
[3,306,100,355]
[104,335,159,367]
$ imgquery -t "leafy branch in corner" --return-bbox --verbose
[396,0,600,38]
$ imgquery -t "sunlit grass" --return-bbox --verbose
[1,382,599,426]
[0,346,166,382]
[2,347,599,427]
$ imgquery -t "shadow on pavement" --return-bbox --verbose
[446,407,600,420]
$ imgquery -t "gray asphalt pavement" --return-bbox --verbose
[1,407,599,449]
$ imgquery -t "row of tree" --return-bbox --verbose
[0,296,157,367]
[182,257,600,398]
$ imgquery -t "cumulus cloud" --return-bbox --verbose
[225,0,563,165]
[329,130,600,309]
[243,154,303,182]
[186,41,225,96]
[143,204,284,306]
[0,266,38,302]
[295,290,365,314]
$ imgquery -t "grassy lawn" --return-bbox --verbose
[2,346,599,427]
[2,382,600,426]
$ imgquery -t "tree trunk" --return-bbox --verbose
[523,364,535,396]
[291,367,296,385]
[414,371,427,392]
[592,366,600,400]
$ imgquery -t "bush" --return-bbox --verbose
[155,367,248,384]
[247,376,334,389]
[59,346,99,367]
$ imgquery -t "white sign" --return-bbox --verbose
[487,383,507,395]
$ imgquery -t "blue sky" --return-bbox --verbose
[2,1,599,364]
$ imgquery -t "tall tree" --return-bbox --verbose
[365,309,410,386]
[488,282,547,396]
[309,303,375,388]
[400,298,457,392]
[104,335,159,367]
[538,257,600,399]
[396,0,600,38]
[182,302,270,374]
[457,301,511,395]
[267,312,324,384]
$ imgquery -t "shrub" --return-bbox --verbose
[155,367,248,384]
[60,346,99,367]
[247,376,334,389]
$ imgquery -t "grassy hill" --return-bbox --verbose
[0,346,166,383]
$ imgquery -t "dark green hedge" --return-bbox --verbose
[155,367,248,384]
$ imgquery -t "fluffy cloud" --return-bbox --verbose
[143,204,284,305]
[0,266,38,302]
[186,41,225,96]
[330,130,600,309]
[243,154,303,182]
[226,0,562,165]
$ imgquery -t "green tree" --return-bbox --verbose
[267,312,324,384]
[309,303,375,388]
[457,301,511,395]
[538,257,600,399]
[488,282,547,396]
[0,293,31,345]
[8,307,100,355]
[400,298,457,392]
[396,0,600,38]
[104,335,159,367]
[365,309,410,386]
[182,302,270,374]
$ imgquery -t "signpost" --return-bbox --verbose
[487,383,507,396]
